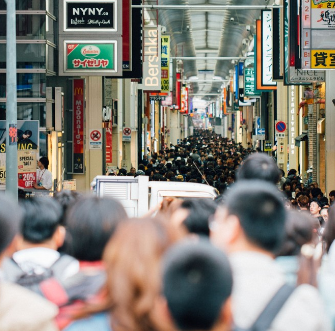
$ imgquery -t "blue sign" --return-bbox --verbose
[256,128,265,135]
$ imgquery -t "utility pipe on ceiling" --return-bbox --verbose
[172,57,246,60]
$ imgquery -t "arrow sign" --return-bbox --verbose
[256,128,265,135]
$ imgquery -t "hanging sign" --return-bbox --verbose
[73,79,85,174]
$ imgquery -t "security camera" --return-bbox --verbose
[161,26,167,33]
[246,25,251,31]
[186,25,190,31]
[332,99,335,106]
[230,17,234,22]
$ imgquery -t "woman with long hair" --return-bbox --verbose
[64,217,182,331]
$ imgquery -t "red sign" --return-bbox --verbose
[275,121,287,133]
[73,79,84,174]
[123,127,131,136]
[175,73,181,110]
[18,172,36,189]
[105,128,112,164]
[122,0,130,69]
[90,130,101,141]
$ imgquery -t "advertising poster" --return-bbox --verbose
[73,79,85,174]
[0,120,39,189]
[161,36,170,92]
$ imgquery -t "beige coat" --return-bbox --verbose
[0,282,59,331]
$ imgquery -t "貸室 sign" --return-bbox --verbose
[64,0,116,31]
[65,42,117,74]
[301,0,335,69]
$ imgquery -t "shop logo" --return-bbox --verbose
[81,45,100,57]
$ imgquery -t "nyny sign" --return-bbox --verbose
[65,0,116,30]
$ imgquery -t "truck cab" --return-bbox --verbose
[92,175,218,217]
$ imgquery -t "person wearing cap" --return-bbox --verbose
[33,156,52,191]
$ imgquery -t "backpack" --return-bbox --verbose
[234,283,295,331]
[3,254,76,306]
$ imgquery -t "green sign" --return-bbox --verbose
[244,56,261,96]
[66,43,115,70]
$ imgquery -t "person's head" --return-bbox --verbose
[276,210,314,257]
[236,153,281,184]
[297,195,310,209]
[23,130,32,139]
[38,156,49,169]
[211,180,286,255]
[53,190,81,226]
[130,167,136,174]
[282,181,292,192]
[309,199,321,216]
[320,207,329,222]
[103,217,181,331]
[311,188,323,199]
[329,190,335,203]
[0,195,21,261]
[18,197,64,250]
[65,196,127,261]
[162,239,233,331]
[324,205,335,252]
[170,199,217,237]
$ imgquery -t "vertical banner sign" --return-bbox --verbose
[181,86,186,113]
[261,10,277,87]
[244,56,261,96]
[161,35,170,92]
[185,87,189,114]
[143,27,162,91]
[302,0,311,69]
[309,0,335,69]
[105,128,113,164]
[238,62,244,103]
[176,72,181,110]
[122,0,131,70]
[73,79,84,174]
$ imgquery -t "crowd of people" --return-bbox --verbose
[1,130,335,330]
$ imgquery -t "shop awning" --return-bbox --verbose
[295,133,308,147]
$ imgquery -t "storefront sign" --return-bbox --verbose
[65,42,116,71]
[143,27,161,91]
[65,1,116,31]
[161,36,170,92]
[18,151,37,189]
[289,68,325,81]
[261,10,276,87]
[105,128,113,164]
[73,79,84,174]
[311,49,335,68]
[289,86,296,155]
[0,120,39,190]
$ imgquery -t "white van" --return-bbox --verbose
[91,175,218,217]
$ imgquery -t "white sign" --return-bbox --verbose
[122,127,132,142]
[276,133,285,139]
[143,27,162,91]
[312,8,335,29]
[262,10,276,86]
[89,129,102,149]
[289,68,325,82]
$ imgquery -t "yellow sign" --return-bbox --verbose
[311,0,335,8]
[311,49,335,68]
[161,36,170,92]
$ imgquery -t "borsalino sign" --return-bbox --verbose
[64,0,116,31]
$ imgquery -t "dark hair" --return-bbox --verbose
[0,194,21,254]
[20,197,62,243]
[39,156,49,169]
[236,153,281,184]
[24,130,32,138]
[223,180,286,253]
[163,239,233,331]
[311,188,322,199]
[53,190,81,225]
[329,190,335,197]
[277,210,314,257]
[65,196,127,261]
[180,199,217,237]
